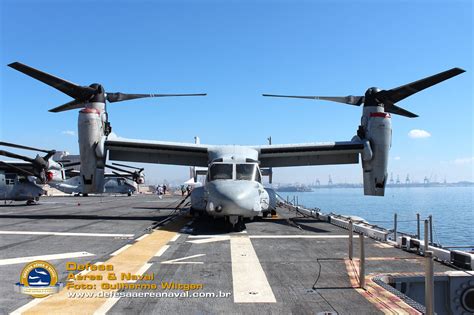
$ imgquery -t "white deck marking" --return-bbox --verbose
[93,263,153,315]
[187,234,348,244]
[135,234,149,241]
[110,244,132,256]
[161,254,205,264]
[169,234,181,242]
[231,236,276,303]
[187,236,231,244]
[250,235,349,239]
[188,231,247,238]
[154,245,170,257]
[0,231,134,238]
[0,252,94,266]
[10,295,52,315]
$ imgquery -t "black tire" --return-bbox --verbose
[262,211,270,218]
[233,217,245,232]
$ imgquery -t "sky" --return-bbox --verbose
[0,0,472,185]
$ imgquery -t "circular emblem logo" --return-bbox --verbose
[17,260,59,298]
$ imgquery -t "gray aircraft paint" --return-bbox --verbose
[0,172,44,202]
[49,175,135,195]
[78,103,107,194]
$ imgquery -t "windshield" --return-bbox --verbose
[236,164,256,181]
[209,164,233,181]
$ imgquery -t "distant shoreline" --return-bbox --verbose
[274,182,474,192]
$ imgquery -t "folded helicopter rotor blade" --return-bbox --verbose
[62,161,81,168]
[0,150,35,163]
[49,99,86,113]
[374,67,465,105]
[262,94,364,106]
[110,171,133,178]
[8,62,96,101]
[106,164,134,175]
[0,141,50,153]
[0,161,35,177]
[43,151,56,161]
[106,93,207,103]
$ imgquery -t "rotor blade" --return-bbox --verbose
[106,164,134,175]
[49,99,86,113]
[110,171,133,178]
[43,151,56,161]
[0,141,50,153]
[262,94,364,106]
[374,67,465,104]
[111,162,142,170]
[106,93,207,103]
[0,150,34,163]
[0,161,35,177]
[8,62,96,101]
[62,161,81,168]
[385,104,418,118]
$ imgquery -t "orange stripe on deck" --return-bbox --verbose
[344,259,422,315]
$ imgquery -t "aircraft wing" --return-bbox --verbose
[105,137,210,167]
[254,141,364,167]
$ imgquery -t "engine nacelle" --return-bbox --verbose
[78,104,106,194]
[361,112,391,196]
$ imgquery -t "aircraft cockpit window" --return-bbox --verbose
[5,173,16,185]
[209,164,233,181]
[236,164,256,181]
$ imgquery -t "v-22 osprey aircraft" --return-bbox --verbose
[8,62,465,230]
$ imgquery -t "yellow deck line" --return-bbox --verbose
[23,217,189,315]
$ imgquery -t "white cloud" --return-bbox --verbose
[393,156,401,160]
[453,157,474,165]
[408,129,431,139]
[61,130,76,136]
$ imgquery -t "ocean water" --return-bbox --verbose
[278,186,473,247]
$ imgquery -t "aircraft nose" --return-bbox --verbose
[207,181,260,215]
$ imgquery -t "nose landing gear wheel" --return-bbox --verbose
[226,216,245,232]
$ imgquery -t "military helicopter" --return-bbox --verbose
[8,62,465,230]
[49,155,143,196]
[49,174,137,196]
[0,141,62,204]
